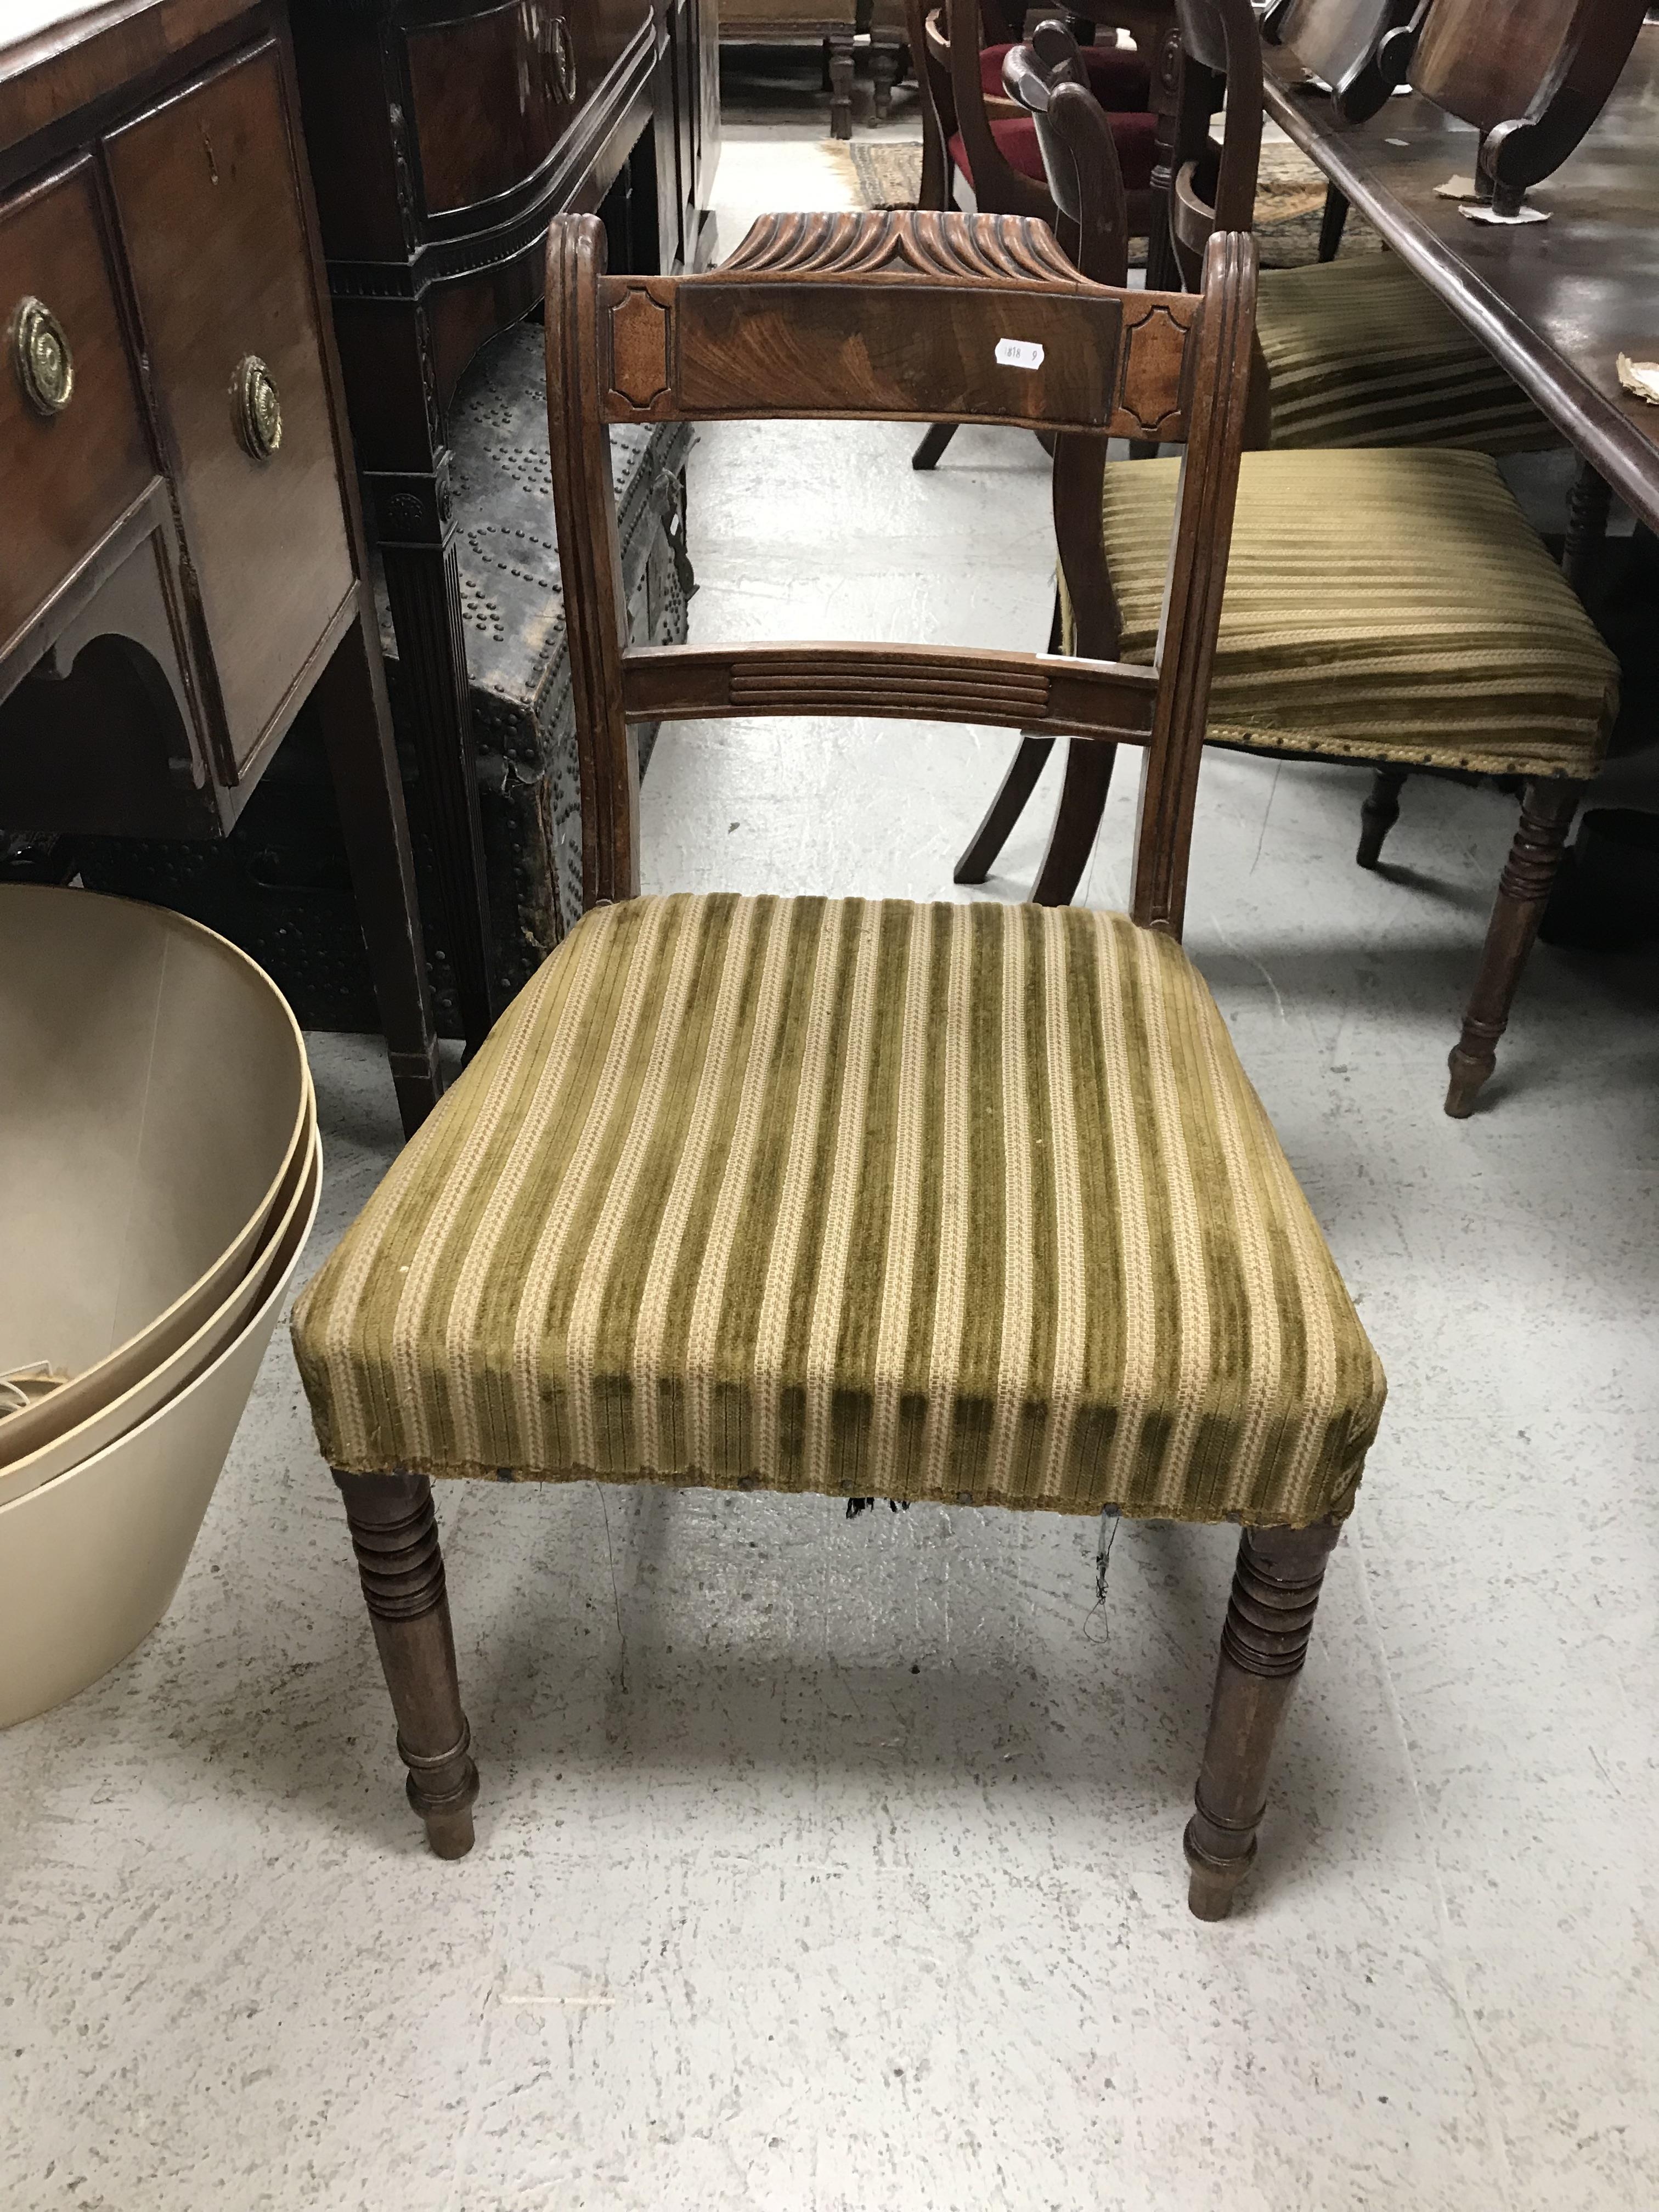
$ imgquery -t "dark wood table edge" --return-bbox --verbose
[1261,54,1659,535]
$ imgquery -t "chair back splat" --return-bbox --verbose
[1003,21,1130,282]
[544,207,1257,936]
[1166,0,1262,280]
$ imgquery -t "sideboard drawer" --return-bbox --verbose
[402,0,652,219]
[404,0,577,216]
[104,40,352,772]
[0,159,154,664]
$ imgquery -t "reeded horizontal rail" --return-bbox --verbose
[622,643,1159,741]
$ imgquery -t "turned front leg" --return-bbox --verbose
[1184,1519,1342,1921]
[335,1470,478,1858]
[1446,778,1581,1118]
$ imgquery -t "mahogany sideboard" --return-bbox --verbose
[0,0,441,1138]
[287,0,718,1053]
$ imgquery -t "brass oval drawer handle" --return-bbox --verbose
[231,354,282,461]
[9,295,74,417]
[551,16,577,103]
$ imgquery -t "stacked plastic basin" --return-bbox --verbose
[0,886,320,1727]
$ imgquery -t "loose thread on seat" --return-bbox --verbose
[1084,1505,1121,1644]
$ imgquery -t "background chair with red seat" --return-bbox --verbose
[905,0,1172,466]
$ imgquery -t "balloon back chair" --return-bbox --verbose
[292,204,1391,1921]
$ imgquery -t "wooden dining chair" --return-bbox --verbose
[1266,0,1652,222]
[962,3,1564,916]
[951,24,1191,895]
[906,0,1167,467]
[293,205,1392,1922]
[957,11,1619,1116]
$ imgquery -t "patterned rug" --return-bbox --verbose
[836,137,1383,269]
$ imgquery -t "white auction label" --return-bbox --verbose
[995,338,1045,370]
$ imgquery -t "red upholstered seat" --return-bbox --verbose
[979,40,1152,109]
[950,107,1157,193]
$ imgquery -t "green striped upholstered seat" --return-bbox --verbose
[294,895,1385,1529]
[1258,256,1554,454]
[1087,449,1619,779]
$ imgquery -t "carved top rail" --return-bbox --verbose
[545,210,1257,935]
[598,211,1198,442]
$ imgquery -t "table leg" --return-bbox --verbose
[828,32,854,139]
[871,37,900,121]
[1317,183,1349,262]
[312,594,442,1139]
[1563,457,1612,599]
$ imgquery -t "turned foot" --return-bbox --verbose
[1184,1520,1341,1919]
[335,1470,479,1857]
[1445,778,1581,1118]
[1356,766,1407,870]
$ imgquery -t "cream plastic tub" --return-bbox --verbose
[0,887,309,1468]
[0,1131,322,1730]
[0,1080,316,1509]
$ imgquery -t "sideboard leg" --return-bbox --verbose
[871,37,899,121]
[313,599,442,1137]
[380,503,498,1060]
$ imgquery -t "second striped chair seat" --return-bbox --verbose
[1085,448,1616,778]
[1256,253,1553,453]
[1063,443,1619,1115]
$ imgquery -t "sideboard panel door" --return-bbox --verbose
[105,42,353,773]
[0,159,155,665]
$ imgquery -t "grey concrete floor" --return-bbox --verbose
[4,126,1658,2212]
